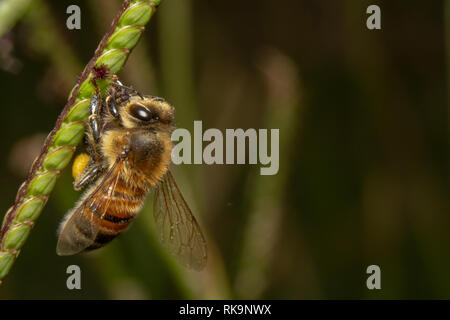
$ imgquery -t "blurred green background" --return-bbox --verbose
[0,0,448,299]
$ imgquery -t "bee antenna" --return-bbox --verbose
[112,79,143,99]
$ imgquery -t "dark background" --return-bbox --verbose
[0,0,448,299]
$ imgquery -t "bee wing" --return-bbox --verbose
[56,157,123,256]
[153,170,207,271]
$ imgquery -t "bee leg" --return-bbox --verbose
[111,76,143,99]
[88,94,102,143]
[106,95,120,119]
[73,162,103,191]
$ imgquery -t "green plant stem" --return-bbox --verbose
[234,49,301,298]
[89,0,160,94]
[0,0,32,36]
[0,0,162,283]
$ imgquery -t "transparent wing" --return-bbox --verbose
[153,170,207,271]
[56,157,123,256]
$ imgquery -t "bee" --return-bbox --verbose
[56,78,207,271]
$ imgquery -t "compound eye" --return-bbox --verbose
[129,103,154,121]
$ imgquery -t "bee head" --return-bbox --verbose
[121,95,175,129]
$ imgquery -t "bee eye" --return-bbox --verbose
[129,104,154,121]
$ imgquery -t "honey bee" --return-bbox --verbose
[56,78,207,271]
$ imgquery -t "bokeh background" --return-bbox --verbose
[0,0,448,299]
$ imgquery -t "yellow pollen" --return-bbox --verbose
[72,153,91,180]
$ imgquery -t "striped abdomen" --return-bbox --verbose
[56,175,149,256]
[84,178,148,250]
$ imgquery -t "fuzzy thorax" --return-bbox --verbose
[100,127,173,190]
